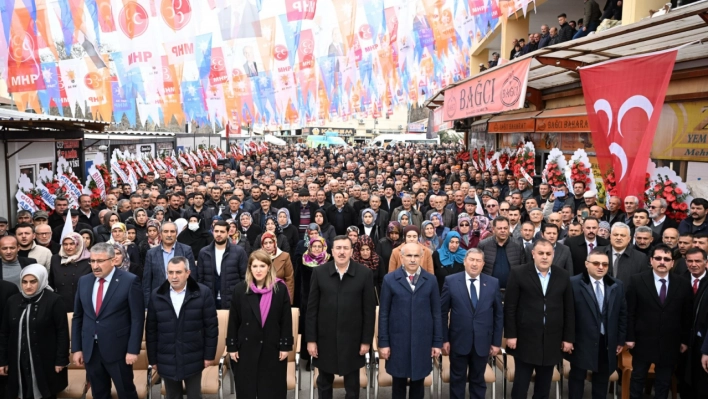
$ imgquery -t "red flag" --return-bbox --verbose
[580,50,677,201]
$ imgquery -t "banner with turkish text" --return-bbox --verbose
[580,50,677,201]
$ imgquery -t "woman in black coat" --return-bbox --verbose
[376,221,402,274]
[276,208,300,254]
[178,215,214,259]
[0,264,69,399]
[49,232,92,311]
[94,211,121,243]
[227,250,293,399]
[238,212,262,249]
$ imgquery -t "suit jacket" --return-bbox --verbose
[565,273,626,373]
[441,272,503,357]
[553,243,574,275]
[686,275,708,387]
[626,270,693,366]
[378,268,442,380]
[504,263,575,366]
[596,245,648,286]
[71,268,145,363]
[564,235,610,276]
[243,61,258,77]
[142,243,196,305]
[328,42,344,57]
[306,261,376,375]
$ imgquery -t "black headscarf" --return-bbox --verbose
[314,209,332,231]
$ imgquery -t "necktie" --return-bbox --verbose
[693,278,700,295]
[595,281,605,335]
[588,243,595,252]
[613,253,620,277]
[659,279,667,304]
[95,278,106,314]
[470,279,478,310]
[409,275,414,283]
[524,241,531,249]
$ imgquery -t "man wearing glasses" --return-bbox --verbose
[485,199,500,220]
[565,250,627,399]
[625,244,692,399]
[72,242,144,399]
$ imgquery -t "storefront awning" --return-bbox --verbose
[470,118,490,134]
[535,106,590,133]
[488,111,540,133]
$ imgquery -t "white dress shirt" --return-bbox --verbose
[585,239,598,253]
[406,267,421,291]
[93,267,116,312]
[170,285,187,317]
[652,216,666,227]
[692,271,706,290]
[591,276,605,301]
[466,273,480,300]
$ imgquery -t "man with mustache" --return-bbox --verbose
[625,244,692,399]
[679,198,708,235]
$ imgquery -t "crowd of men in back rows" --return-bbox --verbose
[0,142,707,398]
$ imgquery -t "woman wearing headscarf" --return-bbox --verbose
[387,225,434,274]
[299,236,329,370]
[173,218,188,235]
[454,214,480,250]
[0,264,69,399]
[357,208,381,245]
[178,214,214,259]
[227,219,251,254]
[313,209,336,248]
[352,235,383,298]
[138,219,161,265]
[397,210,412,228]
[107,223,142,279]
[227,250,293,399]
[419,221,441,252]
[131,208,149,244]
[94,211,120,243]
[79,229,95,251]
[473,215,493,241]
[376,222,402,276]
[238,212,262,249]
[259,232,294,303]
[432,232,467,292]
[429,212,450,242]
[276,208,299,252]
[49,232,92,311]
[253,215,290,253]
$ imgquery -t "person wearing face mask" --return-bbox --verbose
[178,215,214,261]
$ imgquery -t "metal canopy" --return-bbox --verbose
[424,2,708,108]
[0,108,110,132]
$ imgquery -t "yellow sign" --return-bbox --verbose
[652,101,708,161]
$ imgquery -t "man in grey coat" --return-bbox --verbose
[596,222,648,286]
[142,222,196,305]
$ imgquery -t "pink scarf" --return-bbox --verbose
[249,278,286,327]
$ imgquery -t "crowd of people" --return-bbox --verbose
[0,141,706,399]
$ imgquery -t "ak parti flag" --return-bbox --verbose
[580,50,677,201]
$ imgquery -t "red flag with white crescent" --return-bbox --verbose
[580,50,677,201]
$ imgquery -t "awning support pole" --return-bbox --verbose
[6,142,32,159]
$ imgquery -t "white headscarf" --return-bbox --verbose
[173,218,188,233]
[20,264,53,299]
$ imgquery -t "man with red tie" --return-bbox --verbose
[682,248,708,398]
[71,243,145,399]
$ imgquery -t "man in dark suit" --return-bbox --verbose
[626,244,693,399]
[379,242,442,399]
[71,242,145,399]
[683,248,708,398]
[565,249,627,399]
[542,224,574,274]
[441,248,503,399]
[564,217,610,276]
[307,235,376,399]
[380,185,402,215]
[142,222,196,305]
[242,45,258,77]
[369,195,390,231]
[604,196,626,226]
[0,279,18,399]
[504,239,575,399]
[649,198,679,238]
[596,222,648,286]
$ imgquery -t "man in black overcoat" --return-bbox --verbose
[307,235,376,399]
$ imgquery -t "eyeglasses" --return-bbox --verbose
[648,206,660,209]
[89,257,114,265]
[499,208,510,212]
[586,261,609,267]
[459,223,470,227]
[486,205,497,208]
[652,256,673,262]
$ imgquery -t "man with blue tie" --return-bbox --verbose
[625,244,693,399]
[441,248,503,399]
[565,249,627,399]
[71,243,145,399]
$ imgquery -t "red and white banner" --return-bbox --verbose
[580,50,677,201]
[443,57,532,122]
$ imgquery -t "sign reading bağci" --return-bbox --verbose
[444,58,532,122]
